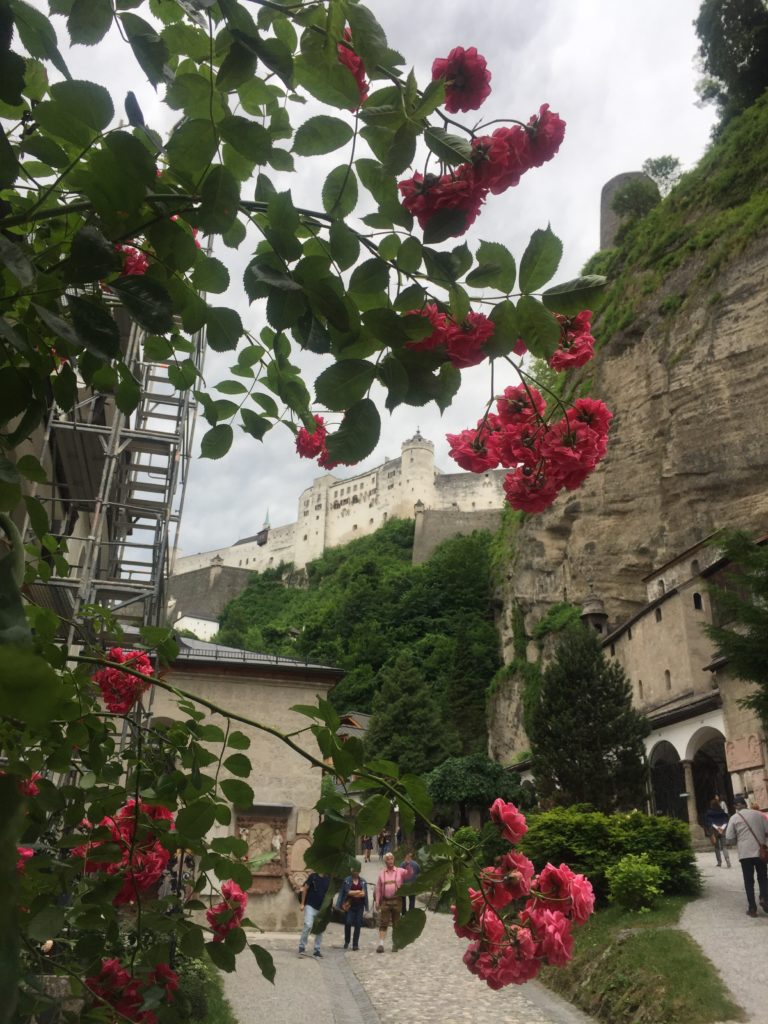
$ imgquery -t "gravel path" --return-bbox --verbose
[679,852,768,1023]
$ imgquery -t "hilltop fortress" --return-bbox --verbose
[172,431,506,580]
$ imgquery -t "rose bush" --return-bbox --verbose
[0,1,609,1019]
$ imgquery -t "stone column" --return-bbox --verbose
[682,760,705,841]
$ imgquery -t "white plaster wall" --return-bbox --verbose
[645,708,726,761]
[153,665,333,931]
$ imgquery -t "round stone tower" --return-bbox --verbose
[400,429,436,506]
[600,171,652,249]
[580,589,610,637]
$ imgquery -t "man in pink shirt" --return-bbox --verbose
[374,851,407,952]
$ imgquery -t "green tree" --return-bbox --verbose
[641,155,682,196]
[695,0,768,125]
[365,654,459,775]
[705,531,768,724]
[611,177,661,221]
[426,753,526,824]
[530,624,649,812]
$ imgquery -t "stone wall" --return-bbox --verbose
[412,508,503,564]
[167,564,253,628]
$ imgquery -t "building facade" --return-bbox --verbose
[591,537,767,834]
[173,431,506,576]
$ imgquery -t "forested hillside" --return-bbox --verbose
[215,519,500,766]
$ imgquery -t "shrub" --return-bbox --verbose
[606,853,663,911]
[520,807,699,904]
[174,955,209,1021]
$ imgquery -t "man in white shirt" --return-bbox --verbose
[725,795,768,918]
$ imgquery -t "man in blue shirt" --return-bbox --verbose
[298,872,330,957]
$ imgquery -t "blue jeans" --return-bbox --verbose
[344,902,364,949]
[299,905,322,953]
[713,834,730,866]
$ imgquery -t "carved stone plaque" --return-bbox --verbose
[236,814,287,896]
[725,734,765,772]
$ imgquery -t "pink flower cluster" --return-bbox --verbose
[71,799,174,906]
[399,99,565,238]
[18,772,41,798]
[115,244,149,276]
[16,846,34,874]
[550,311,596,372]
[92,647,154,714]
[447,373,612,514]
[86,958,178,1024]
[453,800,594,989]
[406,303,496,369]
[295,414,346,471]
[206,880,248,941]
[337,28,369,107]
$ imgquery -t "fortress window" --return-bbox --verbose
[691,559,700,576]
[655,608,662,622]
[638,680,643,700]
[239,560,242,566]
[369,519,374,525]
[657,580,666,596]
[664,669,671,691]
[303,535,307,540]
[693,592,703,610]
[353,525,358,530]
[627,626,632,640]
[610,644,615,656]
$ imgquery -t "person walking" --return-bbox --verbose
[705,797,731,868]
[361,834,373,863]
[377,829,386,861]
[374,851,406,953]
[399,851,420,914]
[337,864,368,951]
[298,871,329,957]
[725,795,768,917]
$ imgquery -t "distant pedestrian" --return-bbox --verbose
[298,871,329,957]
[399,851,420,914]
[705,798,731,868]
[374,851,406,953]
[337,865,369,951]
[725,795,768,918]
[361,834,373,862]
[396,827,403,847]
[382,828,391,855]
[377,829,386,861]
[714,792,729,815]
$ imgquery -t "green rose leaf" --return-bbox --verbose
[424,127,473,166]
[322,165,359,218]
[223,753,251,778]
[219,115,271,163]
[110,277,174,335]
[206,307,244,353]
[227,731,251,750]
[484,300,521,359]
[541,275,608,315]
[0,647,61,726]
[10,0,70,80]
[176,800,217,839]
[192,256,230,294]
[120,13,172,87]
[422,209,467,245]
[0,233,34,287]
[220,778,255,808]
[519,226,563,294]
[206,941,236,973]
[167,119,219,182]
[516,295,561,359]
[355,793,391,835]
[67,0,113,47]
[293,116,354,156]
[393,908,426,950]
[197,166,241,235]
[200,424,234,460]
[325,398,380,463]
[349,258,389,296]
[216,40,258,92]
[466,241,517,293]
[250,944,275,985]
[28,907,67,942]
[67,295,120,359]
[66,226,122,284]
[314,359,376,411]
[294,56,360,110]
[240,409,271,440]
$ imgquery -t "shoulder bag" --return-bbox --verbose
[737,812,768,862]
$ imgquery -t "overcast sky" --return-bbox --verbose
[43,1,716,555]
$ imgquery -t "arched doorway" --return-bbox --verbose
[649,741,687,821]
[688,727,732,825]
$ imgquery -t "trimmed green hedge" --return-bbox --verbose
[520,808,699,903]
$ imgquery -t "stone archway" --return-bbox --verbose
[649,741,687,822]
[687,727,733,824]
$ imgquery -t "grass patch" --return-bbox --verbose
[203,963,239,1024]
[541,896,745,1024]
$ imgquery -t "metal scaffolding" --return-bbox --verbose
[26,302,206,644]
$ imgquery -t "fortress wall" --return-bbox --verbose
[412,508,504,564]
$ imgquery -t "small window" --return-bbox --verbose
[693,592,703,610]
[655,608,662,622]
[238,560,242,566]
[353,525,358,531]
[691,559,700,575]
[658,580,666,596]
[303,534,307,541]
[638,680,643,700]
[246,559,249,565]
[664,669,671,691]
[627,626,632,640]
[610,644,615,657]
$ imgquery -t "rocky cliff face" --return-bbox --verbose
[489,231,768,762]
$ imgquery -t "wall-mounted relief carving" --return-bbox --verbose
[286,833,312,894]
[725,734,765,772]
[237,811,288,896]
